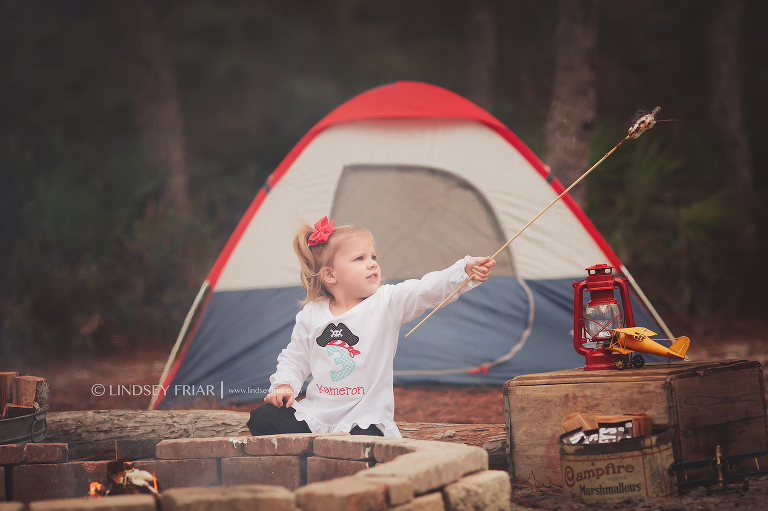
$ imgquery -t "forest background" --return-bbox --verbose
[2,0,767,364]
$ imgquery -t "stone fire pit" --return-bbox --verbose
[0,432,511,510]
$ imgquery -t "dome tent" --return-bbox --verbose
[151,81,666,409]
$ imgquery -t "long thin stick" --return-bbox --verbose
[405,139,627,338]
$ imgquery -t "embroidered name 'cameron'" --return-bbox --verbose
[316,383,365,396]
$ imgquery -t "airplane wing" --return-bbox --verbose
[606,346,633,355]
[612,326,658,338]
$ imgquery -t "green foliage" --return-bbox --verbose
[587,121,751,322]
[1,137,213,358]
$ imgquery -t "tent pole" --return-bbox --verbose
[620,264,675,340]
[149,280,210,410]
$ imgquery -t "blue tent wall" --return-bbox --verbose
[157,276,661,408]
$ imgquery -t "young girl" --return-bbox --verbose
[246,216,495,437]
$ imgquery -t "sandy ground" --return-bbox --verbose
[5,319,768,509]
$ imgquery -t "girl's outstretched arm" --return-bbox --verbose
[383,256,495,326]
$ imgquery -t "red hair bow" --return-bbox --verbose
[308,216,335,246]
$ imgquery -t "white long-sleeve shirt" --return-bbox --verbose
[269,256,480,437]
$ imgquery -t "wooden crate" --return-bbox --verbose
[503,360,768,485]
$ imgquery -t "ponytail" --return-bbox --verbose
[293,221,327,305]
[292,219,374,305]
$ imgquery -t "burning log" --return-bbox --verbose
[88,461,161,497]
[89,482,108,498]
[110,463,160,496]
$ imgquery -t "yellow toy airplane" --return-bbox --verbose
[605,327,691,370]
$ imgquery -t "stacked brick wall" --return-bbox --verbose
[1,435,511,510]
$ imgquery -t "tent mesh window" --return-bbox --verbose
[331,164,515,279]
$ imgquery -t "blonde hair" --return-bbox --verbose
[293,220,375,305]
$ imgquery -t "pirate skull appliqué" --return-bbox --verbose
[316,323,360,381]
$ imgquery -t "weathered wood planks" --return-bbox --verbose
[666,362,768,472]
[504,360,768,486]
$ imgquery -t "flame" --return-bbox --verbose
[89,481,104,498]
[153,472,158,492]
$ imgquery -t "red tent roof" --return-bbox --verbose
[311,81,505,134]
[266,81,545,189]
[210,80,620,289]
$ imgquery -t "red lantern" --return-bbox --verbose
[572,264,636,371]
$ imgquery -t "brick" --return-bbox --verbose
[442,470,511,511]
[160,485,295,511]
[312,436,379,461]
[0,445,22,465]
[307,457,372,483]
[372,442,413,464]
[155,437,248,459]
[68,440,115,463]
[353,475,413,506]
[0,503,25,511]
[11,461,110,503]
[244,432,347,456]
[360,447,488,495]
[115,438,162,461]
[220,456,302,490]
[294,475,388,511]
[390,492,445,511]
[28,494,156,511]
[131,459,219,489]
[371,438,458,464]
[23,443,68,464]
[308,436,455,463]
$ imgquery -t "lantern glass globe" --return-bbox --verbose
[585,303,622,339]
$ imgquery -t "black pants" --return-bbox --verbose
[247,404,383,437]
